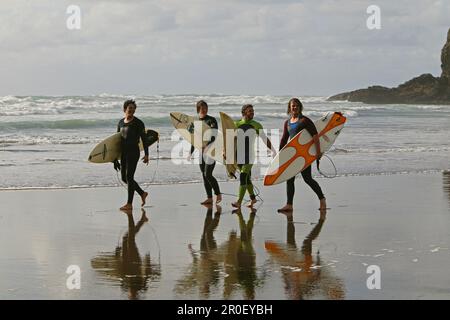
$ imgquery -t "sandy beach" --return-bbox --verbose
[0,171,449,300]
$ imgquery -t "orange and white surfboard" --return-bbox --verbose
[264,112,346,186]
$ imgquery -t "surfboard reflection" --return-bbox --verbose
[175,206,266,299]
[91,209,161,300]
[265,211,345,300]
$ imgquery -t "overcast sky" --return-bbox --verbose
[0,0,449,96]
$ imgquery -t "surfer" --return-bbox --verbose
[114,100,149,211]
[277,98,326,212]
[187,100,222,205]
[231,104,276,208]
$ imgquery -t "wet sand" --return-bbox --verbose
[0,172,449,299]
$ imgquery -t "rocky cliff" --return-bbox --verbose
[328,28,450,104]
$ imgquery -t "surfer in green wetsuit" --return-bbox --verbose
[232,104,276,208]
[114,100,149,211]
[188,100,222,205]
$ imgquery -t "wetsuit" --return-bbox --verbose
[189,115,221,199]
[279,116,324,205]
[234,119,263,203]
[117,117,149,204]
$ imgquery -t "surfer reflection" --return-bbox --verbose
[265,210,345,299]
[91,209,161,300]
[174,204,222,298]
[175,207,265,299]
[222,208,262,300]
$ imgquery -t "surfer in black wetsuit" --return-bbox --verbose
[114,100,149,211]
[277,98,326,213]
[188,100,222,205]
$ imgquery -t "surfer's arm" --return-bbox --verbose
[206,117,218,146]
[312,134,322,158]
[139,123,149,156]
[279,120,289,150]
[258,126,277,155]
[305,119,322,158]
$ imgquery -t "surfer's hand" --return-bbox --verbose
[187,154,192,161]
[142,155,149,165]
[113,160,121,171]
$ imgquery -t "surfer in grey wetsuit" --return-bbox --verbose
[114,100,149,211]
[277,98,326,213]
[188,100,222,205]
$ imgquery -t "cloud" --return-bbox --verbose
[0,0,448,95]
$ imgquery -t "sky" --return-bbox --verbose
[0,0,449,96]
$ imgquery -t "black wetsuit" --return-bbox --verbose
[279,116,324,205]
[189,115,221,198]
[117,117,149,204]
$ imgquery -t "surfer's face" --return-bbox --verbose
[125,104,136,118]
[198,105,208,118]
[243,107,254,120]
[290,101,300,116]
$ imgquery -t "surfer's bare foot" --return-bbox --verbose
[245,199,257,208]
[120,203,133,211]
[141,192,148,207]
[319,198,327,210]
[216,194,222,204]
[231,201,241,208]
[279,210,293,219]
[277,204,293,212]
[201,198,213,205]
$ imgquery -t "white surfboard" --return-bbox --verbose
[264,112,346,186]
[204,112,239,178]
[88,129,159,163]
[170,112,214,150]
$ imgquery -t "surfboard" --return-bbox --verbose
[88,129,159,163]
[170,112,213,150]
[263,112,346,186]
[203,112,239,178]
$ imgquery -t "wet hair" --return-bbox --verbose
[123,99,137,112]
[241,104,254,115]
[196,100,208,113]
[287,98,303,115]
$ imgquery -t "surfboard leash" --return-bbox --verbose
[316,153,338,179]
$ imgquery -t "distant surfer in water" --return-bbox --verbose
[277,98,326,212]
[188,100,222,205]
[114,100,149,211]
[232,104,276,208]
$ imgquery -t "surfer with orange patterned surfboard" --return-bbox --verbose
[263,98,346,212]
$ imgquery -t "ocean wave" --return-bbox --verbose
[0,116,172,130]
[0,95,329,114]
[0,136,95,146]
[331,146,450,154]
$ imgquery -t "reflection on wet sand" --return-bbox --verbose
[175,206,265,299]
[91,209,161,299]
[174,204,222,299]
[265,210,345,300]
[443,171,450,205]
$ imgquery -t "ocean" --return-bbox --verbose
[1,94,449,190]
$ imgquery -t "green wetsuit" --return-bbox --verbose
[234,118,263,203]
